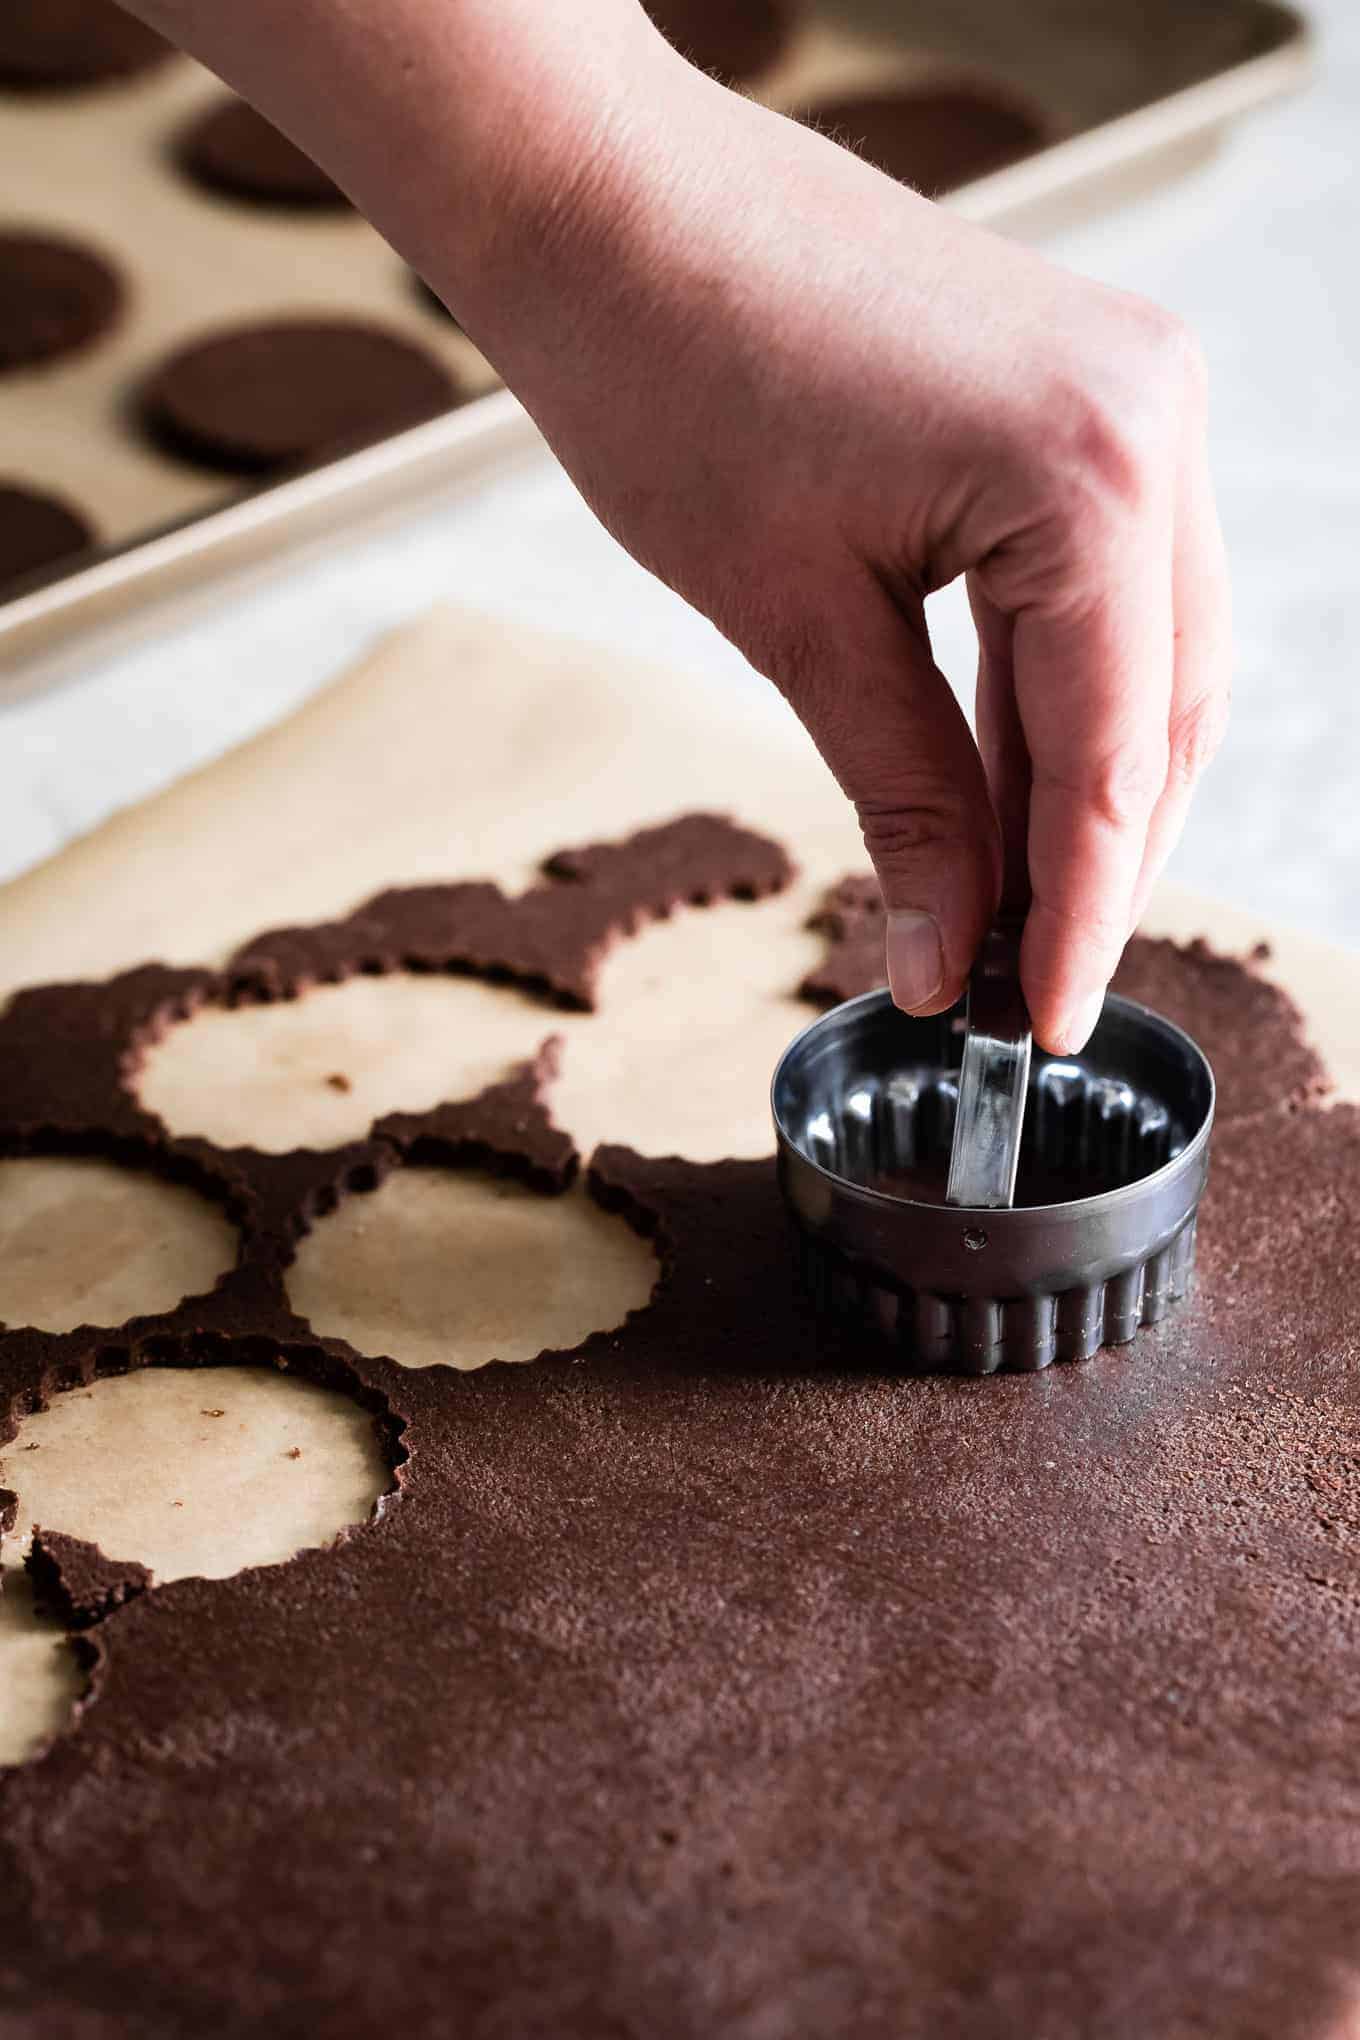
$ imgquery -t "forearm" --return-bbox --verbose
[120,0,682,352]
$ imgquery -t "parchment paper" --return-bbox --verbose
[1,604,1356,1766]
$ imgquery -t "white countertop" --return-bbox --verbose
[3,0,1357,949]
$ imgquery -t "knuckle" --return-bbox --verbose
[1048,383,1152,528]
[1090,745,1169,830]
[1041,742,1169,835]
[856,799,979,873]
[1027,397,1159,564]
[1167,686,1230,790]
[1123,299,1207,408]
[739,601,839,708]
[1036,309,1206,535]
[1031,894,1129,972]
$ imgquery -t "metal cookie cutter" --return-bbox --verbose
[772,988,1215,1375]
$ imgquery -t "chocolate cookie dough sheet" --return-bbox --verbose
[2,608,1360,2038]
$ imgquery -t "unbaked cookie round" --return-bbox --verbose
[177,96,348,209]
[141,318,460,474]
[805,85,1047,195]
[645,0,794,85]
[0,0,172,90]
[0,481,95,593]
[0,231,123,371]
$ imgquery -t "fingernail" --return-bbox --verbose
[886,910,944,1013]
[1057,988,1105,1055]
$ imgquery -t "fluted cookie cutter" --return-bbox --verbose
[772,988,1215,1374]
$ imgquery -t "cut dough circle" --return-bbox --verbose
[288,1170,657,1371]
[0,1155,236,1334]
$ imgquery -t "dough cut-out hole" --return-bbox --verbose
[548,890,826,1161]
[0,1366,389,1586]
[136,975,554,1152]
[0,1365,389,1765]
[0,1157,237,1334]
[287,1169,657,1370]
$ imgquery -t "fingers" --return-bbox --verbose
[1008,487,1176,1055]
[1128,405,1233,929]
[763,573,999,1014]
[977,322,1230,1055]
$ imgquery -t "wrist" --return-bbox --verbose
[413,8,709,374]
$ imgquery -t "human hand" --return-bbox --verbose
[451,47,1230,1053]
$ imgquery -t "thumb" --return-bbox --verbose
[765,585,1000,1014]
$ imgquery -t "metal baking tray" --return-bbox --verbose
[0,0,1311,686]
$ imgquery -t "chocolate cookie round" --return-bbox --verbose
[0,231,123,371]
[178,97,347,209]
[0,482,95,594]
[645,0,794,84]
[141,318,459,473]
[0,0,171,90]
[806,85,1047,195]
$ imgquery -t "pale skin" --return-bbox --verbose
[127,0,1232,1053]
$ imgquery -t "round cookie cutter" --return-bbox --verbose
[772,989,1215,1375]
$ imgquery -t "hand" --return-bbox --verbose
[123,2,1231,1052]
[454,51,1230,1053]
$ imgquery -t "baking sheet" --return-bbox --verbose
[1,604,1356,1768]
[0,0,1310,670]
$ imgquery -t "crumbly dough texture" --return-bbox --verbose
[25,1529,150,1630]
[0,610,1357,2039]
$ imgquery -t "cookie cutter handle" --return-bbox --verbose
[945,913,1032,1209]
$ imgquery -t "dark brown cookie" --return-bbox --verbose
[0,481,95,593]
[805,84,1048,195]
[645,0,794,84]
[177,96,348,209]
[0,0,172,90]
[0,231,123,371]
[140,318,460,474]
